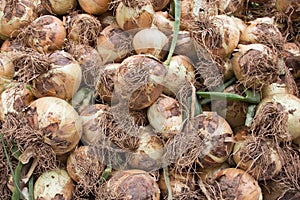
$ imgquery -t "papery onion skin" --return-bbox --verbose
[0,52,14,79]
[26,97,82,155]
[106,169,160,200]
[152,11,174,36]
[29,51,82,101]
[150,0,170,11]
[26,15,66,53]
[78,0,110,15]
[0,0,37,38]
[34,169,74,200]
[115,2,154,31]
[41,0,77,15]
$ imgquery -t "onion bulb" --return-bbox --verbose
[0,52,14,79]
[66,13,102,46]
[29,50,82,101]
[150,0,169,11]
[147,94,182,139]
[232,43,280,90]
[257,83,300,140]
[78,0,110,15]
[0,38,23,52]
[172,31,198,62]
[115,1,154,31]
[41,0,77,15]
[66,146,105,183]
[210,168,263,200]
[113,54,166,110]
[233,137,283,180]
[26,96,82,155]
[105,169,160,200]
[0,0,37,38]
[25,15,66,53]
[132,28,169,60]
[152,11,174,36]
[130,126,164,171]
[34,168,74,200]
[95,63,121,104]
[96,23,132,64]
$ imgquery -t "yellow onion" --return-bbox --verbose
[0,38,23,52]
[0,0,37,38]
[41,0,77,15]
[282,43,300,79]
[34,169,74,200]
[212,168,263,200]
[233,137,283,180]
[152,11,174,36]
[26,15,66,53]
[115,1,155,31]
[232,43,280,90]
[66,13,102,46]
[257,83,300,140]
[132,28,169,60]
[96,23,132,64]
[0,52,14,79]
[150,0,169,11]
[95,63,121,104]
[66,146,105,182]
[172,31,198,62]
[158,169,196,199]
[113,54,166,110]
[198,162,230,182]
[105,169,160,200]
[130,126,164,171]
[29,50,82,101]
[222,58,234,81]
[0,83,35,121]
[240,17,284,48]
[214,84,249,128]
[99,11,116,27]
[78,0,110,15]
[26,97,82,155]
[276,0,300,22]
[162,55,196,96]
[147,94,182,139]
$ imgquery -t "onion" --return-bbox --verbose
[25,15,66,53]
[257,83,300,140]
[172,31,198,62]
[232,43,280,90]
[209,168,263,200]
[34,168,74,200]
[95,63,121,104]
[29,50,82,101]
[0,83,35,121]
[105,169,160,200]
[0,52,14,79]
[96,23,132,64]
[150,0,169,11]
[130,126,164,171]
[162,55,196,96]
[66,146,105,185]
[0,38,23,52]
[66,13,102,46]
[99,11,116,27]
[132,28,169,60]
[78,0,110,15]
[147,94,182,139]
[115,1,155,31]
[0,0,37,38]
[26,96,82,155]
[240,17,284,48]
[198,162,230,182]
[152,11,174,36]
[233,137,283,180]
[113,54,167,110]
[41,0,77,15]
[158,169,196,199]
[282,43,300,79]
[214,84,249,128]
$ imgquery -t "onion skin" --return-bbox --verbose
[115,2,154,31]
[29,51,82,101]
[0,0,37,38]
[78,0,110,15]
[152,11,174,36]
[26,97,82,155]
[106,169,160,200]
[26,15,66,53]
[213,168,263,200]
[0,52,14,79]
[41,0,77,15]
[150,0,170,11]
[34,169,74,200]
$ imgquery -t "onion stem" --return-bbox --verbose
[0,134,24,199]
[99,165,112,185]
[197,90,260,104]
[163,167,172,200]
[245,105,256,127]
[164,0,181,66]
[28,175,34,200]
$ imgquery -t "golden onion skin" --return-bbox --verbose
[78,0,110,15]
